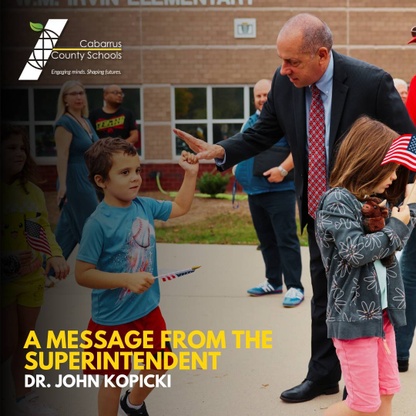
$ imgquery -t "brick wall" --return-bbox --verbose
[3,1,415,193]
[4,3,415,85]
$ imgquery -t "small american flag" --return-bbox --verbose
[381,134,416,171]
[156,266,201,282]
[24,219,52,256]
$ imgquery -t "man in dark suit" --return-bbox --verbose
[174,13,416,403]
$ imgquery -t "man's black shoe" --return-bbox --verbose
[398,359,409,372]
[280,380,339,403]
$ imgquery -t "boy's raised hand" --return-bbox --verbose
[178,150,199,174]
[169,150,199,219]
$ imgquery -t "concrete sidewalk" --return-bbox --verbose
[5,244,416,415]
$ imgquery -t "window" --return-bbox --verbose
[1,86,142,164]
[2,89,29,121]
[33,88,59,158]
[173,86,255,157]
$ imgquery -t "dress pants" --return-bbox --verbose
[306,218,341,384]
[395,228,416,361]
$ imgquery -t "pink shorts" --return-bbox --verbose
[83,306,172,376]
[333,312,400,413]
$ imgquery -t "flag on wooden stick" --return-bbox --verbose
[156,266,201,282]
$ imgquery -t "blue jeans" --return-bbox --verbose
[248,190,303,290]
[395,228,416,361]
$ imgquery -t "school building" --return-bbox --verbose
[2,1,415,192]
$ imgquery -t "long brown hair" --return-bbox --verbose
[330,116,409,204]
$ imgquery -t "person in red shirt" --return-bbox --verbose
[394,25,416,374]
[406,29,416,124]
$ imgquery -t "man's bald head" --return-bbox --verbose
[253,79,272,112]
[278,13,333,55]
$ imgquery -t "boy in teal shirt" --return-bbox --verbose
[75,138,198,416]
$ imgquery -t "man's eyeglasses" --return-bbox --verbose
[412,26,416,37]
[65,91,85,97]
[110,91,125,97]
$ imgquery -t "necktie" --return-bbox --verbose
[307,84,327,219]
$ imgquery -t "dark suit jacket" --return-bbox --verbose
[218,51,416,228]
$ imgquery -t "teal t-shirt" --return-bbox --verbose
[77,197,172,325]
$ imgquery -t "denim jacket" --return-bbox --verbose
[234,111,294,195]
[315,187,416,340]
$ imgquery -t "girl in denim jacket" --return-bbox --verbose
[316,116,416,416]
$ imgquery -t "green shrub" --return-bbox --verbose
[197,171,230,196]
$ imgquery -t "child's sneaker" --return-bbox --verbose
[119,390,149,416]
[15,391,58,416]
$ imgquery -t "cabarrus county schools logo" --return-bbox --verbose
[19,19,67,81]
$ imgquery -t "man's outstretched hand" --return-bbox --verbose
[173,128,225,160]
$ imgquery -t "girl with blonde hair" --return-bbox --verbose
[54,80,99,259]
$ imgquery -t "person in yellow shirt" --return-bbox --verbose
[1,125,70,416]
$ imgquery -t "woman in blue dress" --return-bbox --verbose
[54,80,99,259]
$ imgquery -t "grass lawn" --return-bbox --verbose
[155,212,309,246]
[46,191,308,246]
